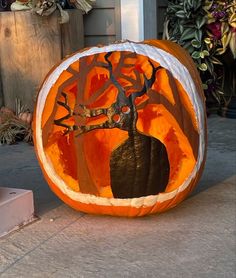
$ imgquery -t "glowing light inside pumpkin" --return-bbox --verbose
[34,40,207,216]
[42,51,196,198]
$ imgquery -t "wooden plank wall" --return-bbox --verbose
[143,0,158,40]
[0,10,84,110]
[83,0,167,46]
[157,0,168,39]
[83,0,121,47]
[143,0,168,40]
[0,60,3,107]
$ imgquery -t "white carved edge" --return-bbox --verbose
[35,42,205,208]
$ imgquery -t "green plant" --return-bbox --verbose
[164,1,208,67]
[204,0,236,104]
[204,0,236,58]
[164,0,236,105]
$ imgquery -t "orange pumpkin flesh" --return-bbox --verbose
[34,40,207,216]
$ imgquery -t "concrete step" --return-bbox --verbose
[0,187,35,238]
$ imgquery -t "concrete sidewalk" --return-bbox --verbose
[0,115,235,278]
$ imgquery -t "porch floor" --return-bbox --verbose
[0,115,235,278]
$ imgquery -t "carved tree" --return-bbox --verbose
[47,50,198,197]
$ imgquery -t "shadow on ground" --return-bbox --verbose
[0,115,235,278]
[191,115,236,196]
[0,115,235,215]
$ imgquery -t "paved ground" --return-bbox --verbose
[0,115,235,278]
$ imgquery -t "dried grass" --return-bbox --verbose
[0,115,33,145]
[0,98,33,145]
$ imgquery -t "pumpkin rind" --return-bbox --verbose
[33,40,207,217]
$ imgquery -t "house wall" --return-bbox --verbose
[83,0,121,46]
[83,0,168,47]
[143,0,168,40]
[120,0,144,41]
[156,0,168,39]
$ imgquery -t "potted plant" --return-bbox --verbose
[163,0,236,117]
[10,0,95,24]
[204,0,236,118]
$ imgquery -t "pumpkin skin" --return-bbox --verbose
[33,40,207,217]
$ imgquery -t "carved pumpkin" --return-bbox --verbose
[33,40,207,217]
